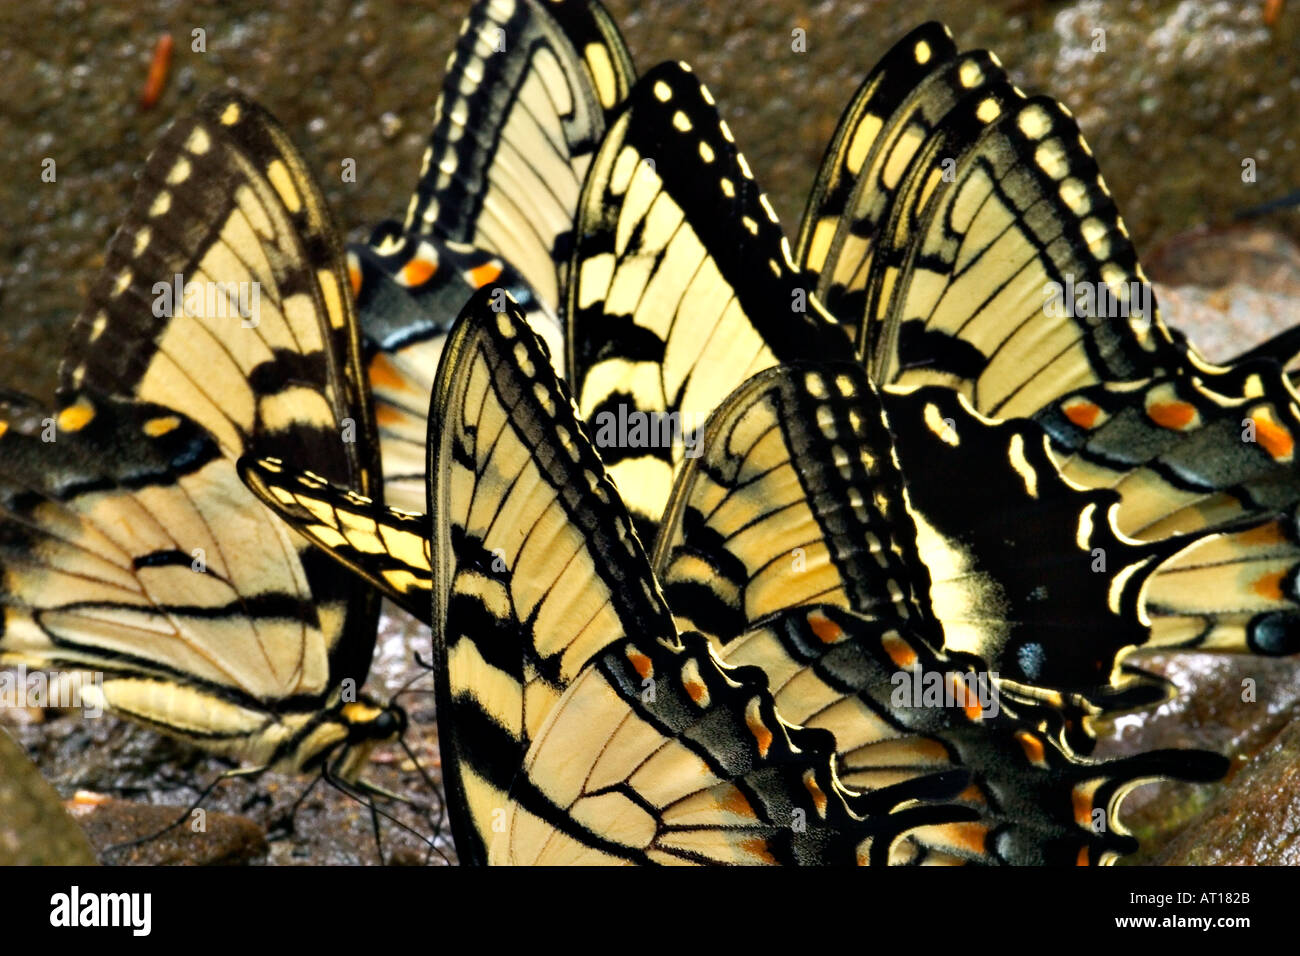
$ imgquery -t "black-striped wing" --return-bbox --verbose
[652,363,1227,862]
[351,228,558,513]
[61,94,378,477]
[426,288,674,862]
[401,0,634,308]
[883,384,1193,695]
[354,0,634,510]
[715,605,1225,865]
[434,293,975,864]
[252,291,980,864]
[805,23,1300,668]
[798,23,1189,417]
[656,363,1185,695]
[240,457,433,622]
[0,392,384,772]
[493,620,977,866]
[567,61,850,538]
[1,92,386,770]
[796,23,1004,348]
[1037,362,1300,656]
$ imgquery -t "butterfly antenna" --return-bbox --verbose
[392,666,434,701]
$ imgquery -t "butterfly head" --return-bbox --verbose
[337,695,408,745]
[299,694,409,783]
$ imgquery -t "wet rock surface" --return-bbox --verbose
[0,726,97,865]
[1154,718,1300,865]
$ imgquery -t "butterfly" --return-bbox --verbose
[0,91,405,787]
[243,26,1250,861]
[244,288,1230,864]
[351,0,636,514]
[794,21,1300,660]
[565,60,853,540]
[796,21,1189,412]
[250,58,852,616]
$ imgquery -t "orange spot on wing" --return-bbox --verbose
[1240,521,1286,546]
[367,353,407,391]
[627,649,653,680]
[375,404,406,427]
[803,771,828,816]
[401,257,437,287]
[881,633,917,669]
[746,704,773,758]
[1147,400,1196,430]
[1264,0,1284,28]
[951,676,984,721]
[739,837,778,864]
[1072,785,1095,826]
[1016,731,1046,766]
[57,400,94,432]
[347,261,362,298]
[467,262,502,288]
[940,822,988,855]
[1063,399,1101,429]
[958,783,986,804]
[684,678,708,704]
[1077,845,1092,866]
[140,34,174,109]
[807,609,843,644]
[1252,570,1287,601]
[1253,413,1294,461]
[717,785,756,819]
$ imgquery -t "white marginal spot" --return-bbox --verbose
[185,126,212,155]
[267,160,303,214]
[1006,433,1038,499]
[149,190,171,217]
[924,403,958,446]
[1017,103,1052,140]
[1107,561,1142,615]
[1076,502,1095,550]
[166,157,191,184]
